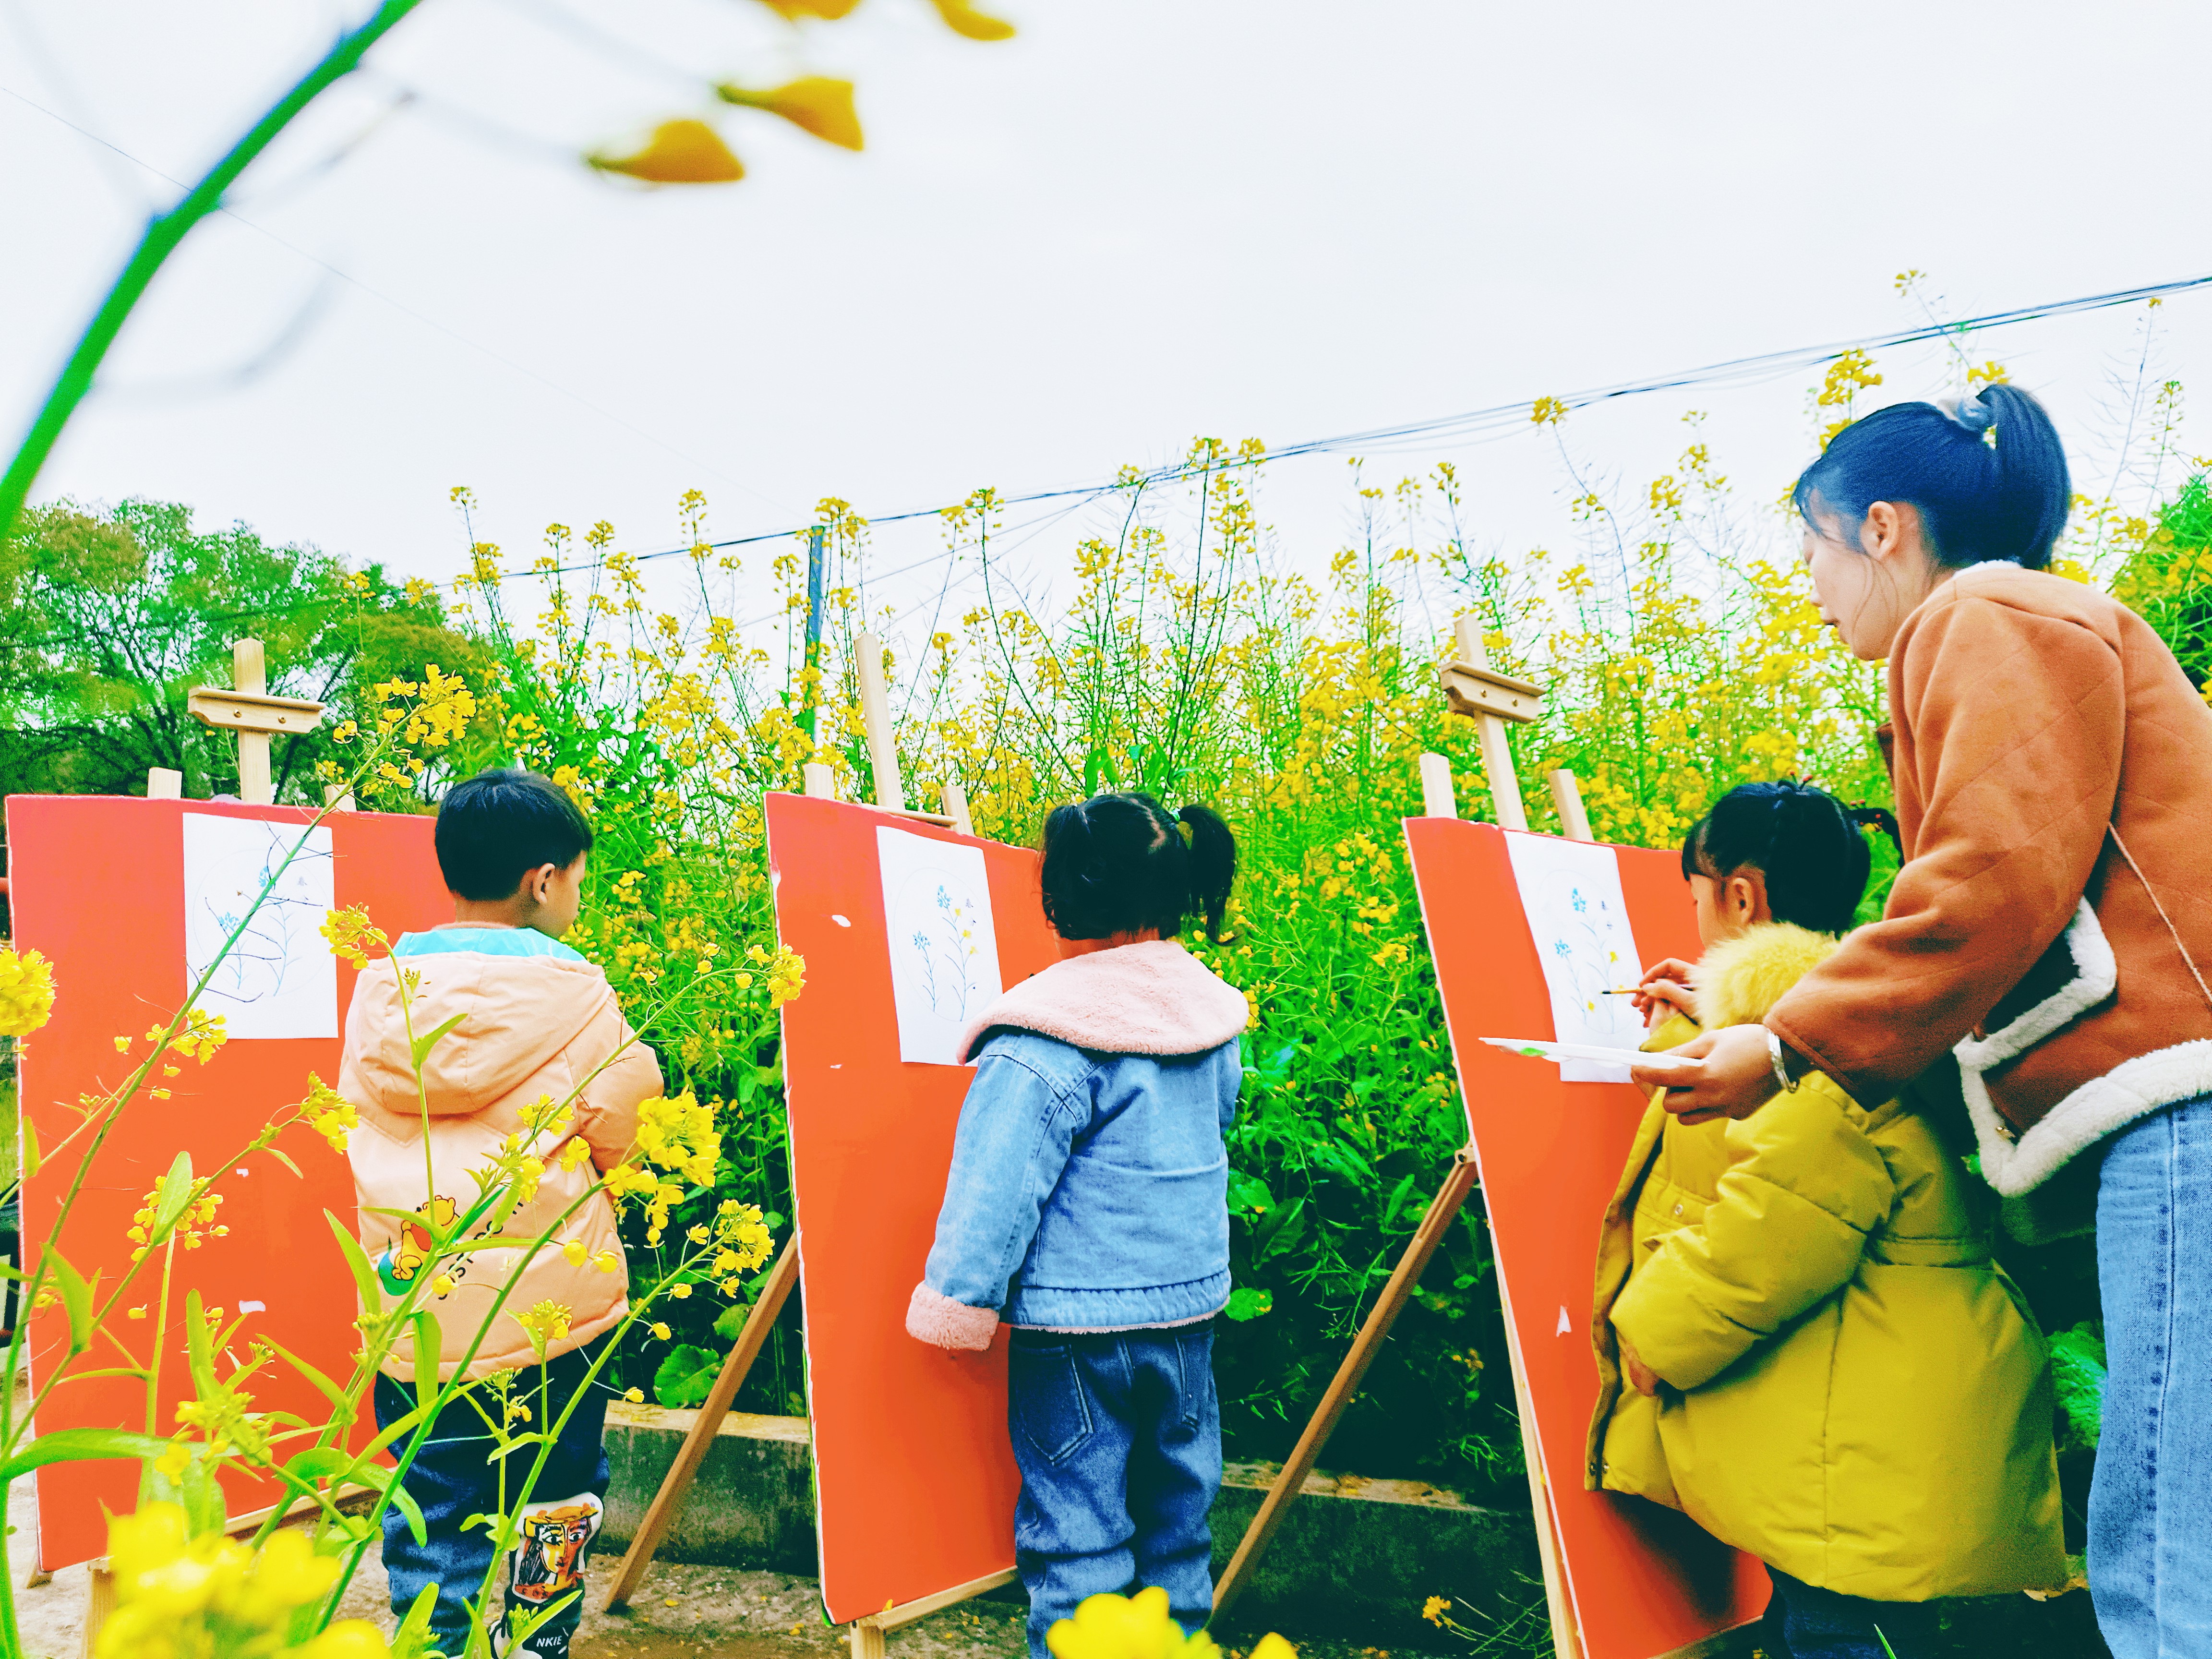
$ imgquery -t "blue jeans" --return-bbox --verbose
[373,1337,613,1656]
[1764,1567,1934,1659]
[1007,1322,1221,1659]
[2092,1094,2212,1658]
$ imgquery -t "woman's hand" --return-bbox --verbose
[1629,1023,1779,1125]
[1632,957,1699,1027]
[1618,1332,1660,1398]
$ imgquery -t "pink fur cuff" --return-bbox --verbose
[906,1283,999,1351]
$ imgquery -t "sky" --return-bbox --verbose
[7,0,2212,654]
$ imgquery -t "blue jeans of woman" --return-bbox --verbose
[1006,1321,1221,1659]
[2092,1094,2212,1658]
[373,1336,613,1657]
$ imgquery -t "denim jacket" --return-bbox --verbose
[905,939,1249,1348]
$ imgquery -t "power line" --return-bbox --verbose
[486,267,2212,587]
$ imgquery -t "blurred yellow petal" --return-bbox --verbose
[929,0,1015,40]
[755,0,862,16]
[590,120,745,185]
[717,77,864,152]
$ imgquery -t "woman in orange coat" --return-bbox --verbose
[1637,384,2212,1659]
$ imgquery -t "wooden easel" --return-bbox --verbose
[78,639,330,1648]
[1213,614,1590,1659]
[185,637,327,804]
[604,629,993,1633]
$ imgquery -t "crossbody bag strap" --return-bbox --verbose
[2106,823,2212,1017]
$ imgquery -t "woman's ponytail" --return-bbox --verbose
[1177,803,1237,942]
[1791,381,2072,571]
[1972,382,2072,571]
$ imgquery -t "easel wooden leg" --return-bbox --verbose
[1213,1151,1481,1621]
[1493,1254,1582,1658]
[82,1559,115,1658]
[850,1567,1021,1656]
[602,1237,801,1610]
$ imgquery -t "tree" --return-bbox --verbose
[0,499,489,802]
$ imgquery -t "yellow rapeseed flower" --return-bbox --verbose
[0,947,56,1037]
[716,77,863,151]
[591,120,745,185]
[927,0,1016,39]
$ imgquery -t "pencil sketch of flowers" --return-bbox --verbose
[913,883,981,1019]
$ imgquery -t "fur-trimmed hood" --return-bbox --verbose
[1695,923,1840,1031]
[957,938,1248,1062]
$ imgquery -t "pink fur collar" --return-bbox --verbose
[958,938,1248,1062]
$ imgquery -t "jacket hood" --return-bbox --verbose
[958,938,1249,1061]
[348,952,625,1119]
[1695,923,1839,1031]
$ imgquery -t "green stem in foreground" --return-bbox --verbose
[0,0,429,546]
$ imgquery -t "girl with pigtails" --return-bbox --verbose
[904,793,1246,1659]
[1637,384,2212,1658]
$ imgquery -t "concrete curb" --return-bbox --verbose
[601,1405,1542,1643]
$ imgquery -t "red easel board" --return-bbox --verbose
[765,792,1067,1623]
[1404,818,1767,1659]
[8,796,449,1571]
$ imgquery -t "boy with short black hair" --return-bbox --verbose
[339,767,661,1656]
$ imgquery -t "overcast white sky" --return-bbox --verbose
[7,0,2212,653]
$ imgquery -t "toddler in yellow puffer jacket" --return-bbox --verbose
[338,769,662,1659]
[1591,781,2063,1659]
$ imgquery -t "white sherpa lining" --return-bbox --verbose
[957,938,1249,1061]
[1955,900,2118,1072]
[1965,1039,2212,1195]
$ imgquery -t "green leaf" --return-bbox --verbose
[1226,1172,1274,1218]
[183,1289,216,1396]
[412,1311,442,1415]
[263,1146,303,1178]
[325,1210,382,1307]
[712,1302,749,1342]
[1253,1196,1308,1265]
[2051,1320,2108,1454]
[392,1583,443,1659]
[284,1446,354,1483]
[653,1344,720,1408]
[0,1427,169,1483]
[46,1249,95,1356]
[150,1150,196,1242]
[410,1011,468,1071]
[1224,1286,1274,1322]
[349,1458,428,1546]
[1379,1170,1420,1231]
[20,1114,38,1181]
[178,1445,227,1536]
[261,1337,354,1421]
[505,1589,580,1647]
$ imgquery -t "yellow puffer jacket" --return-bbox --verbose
[1586,923,2065,1601]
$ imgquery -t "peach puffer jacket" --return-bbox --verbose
[338,930,662,1381]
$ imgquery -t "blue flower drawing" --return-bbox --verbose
[911,881,982,1019]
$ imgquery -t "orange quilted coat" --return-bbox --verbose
[339,942,662,1381]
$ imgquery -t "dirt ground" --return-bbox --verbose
[7,1466,1451,1659]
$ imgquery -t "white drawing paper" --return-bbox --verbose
[1503,833,1647,1082]
[181,814,338,1039]
[877,827,1003,1065]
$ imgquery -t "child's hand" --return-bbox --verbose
[1633,959,1698,1027]
[1618,1332,1660,1398]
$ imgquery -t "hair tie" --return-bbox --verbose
[1944,391,1995,435]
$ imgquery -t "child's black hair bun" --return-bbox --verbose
[1038,793,1238,943]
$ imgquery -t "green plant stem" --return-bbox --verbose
[0,0,428,547]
